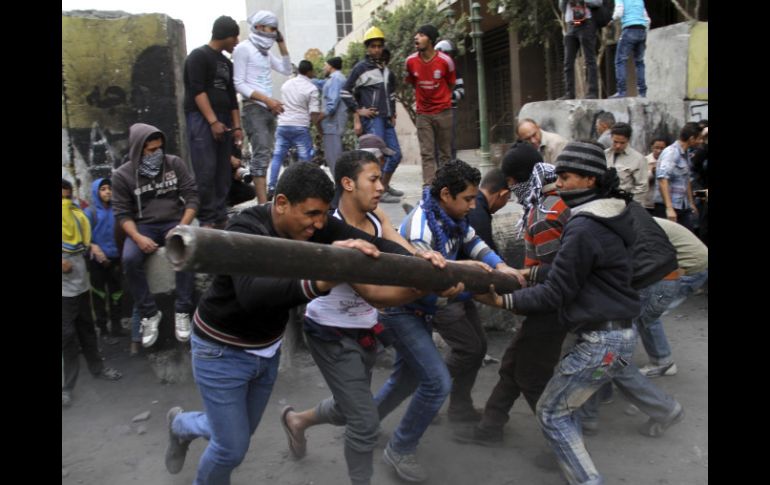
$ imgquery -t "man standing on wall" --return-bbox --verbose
[233,10,292,204]
[183,15,243,228]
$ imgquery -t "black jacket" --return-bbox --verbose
[195,203,411,348]
[506,198,640,332]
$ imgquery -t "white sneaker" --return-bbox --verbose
[175,313,192,342]
[140,311,162,348]
[639,362,677,378]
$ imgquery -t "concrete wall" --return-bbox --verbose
[518,98,694,155]
[62,11,187,203]
[646,21,708,103]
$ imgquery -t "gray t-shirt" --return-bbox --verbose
[62,252,89,297]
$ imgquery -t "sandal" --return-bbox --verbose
[280,405,306,459]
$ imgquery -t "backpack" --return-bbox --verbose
[626,201,678,290]
[590,0,615,29]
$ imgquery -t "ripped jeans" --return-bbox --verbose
[536,328,636,485]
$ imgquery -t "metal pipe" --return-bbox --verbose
[166,226,522,294]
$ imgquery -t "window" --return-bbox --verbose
[336,0,353,40]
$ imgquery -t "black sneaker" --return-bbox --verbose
[387,185,404,197]
[165,407,191,474]
[453,425,503,447]
[447,406,483,423]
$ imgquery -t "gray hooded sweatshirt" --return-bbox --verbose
[112,123,199,226]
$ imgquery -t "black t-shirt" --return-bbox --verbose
[183,45,238,114]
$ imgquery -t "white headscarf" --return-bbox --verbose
[248,11,279,55]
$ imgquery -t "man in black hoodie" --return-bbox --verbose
[476,141,640,485]
[112,123,199,348]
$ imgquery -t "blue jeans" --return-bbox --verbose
[614,27,647,96]
[360,116,402,174]
[121,221,194,318]
[268,125,313,191]
[172,333,280,485]
[636,270,708,363]
[374,308,451,454]
[536,329,636,485]
[577,327,678,433]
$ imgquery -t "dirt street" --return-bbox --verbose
[62,293,707,485]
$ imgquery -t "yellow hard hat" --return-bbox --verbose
[363,26,385,44]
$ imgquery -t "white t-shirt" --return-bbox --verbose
[305,210,383,329]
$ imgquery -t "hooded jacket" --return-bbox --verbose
[503,197,640,332]
[112,124,199,226]
[87,178,118,259]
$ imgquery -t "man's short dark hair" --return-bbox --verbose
[610,122,632,138]
[298,60,314,76]
[430,159,481,199]
[480,167,508,193]
[651,134,670,146]
[501,141,542,184]
[334,150,379,186]
[679,122,701,141]
[276,163,335,204]
[597,111,616,127]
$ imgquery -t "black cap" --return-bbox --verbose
[417,24,439,45]
[212,16,239,40]
[326,57,342,70]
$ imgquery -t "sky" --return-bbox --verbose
[61,0,249,53]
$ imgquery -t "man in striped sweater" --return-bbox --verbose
[455,141,571,446]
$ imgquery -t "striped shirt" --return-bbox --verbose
[524,188,570,284]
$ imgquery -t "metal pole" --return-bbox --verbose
[470,2,492,175]
[166,226,522,294]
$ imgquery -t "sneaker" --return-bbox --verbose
[165,407,191,474]
[581,420,599,436]
[96,367,122,381]
[140,311,162,348]
[623,404,640,416]
[639,362,678,378]
[387,185,404,197]
[101,334,120,346]
[175,313,192,342]
[401,203,414,214]
[608,92,626,99]
[62,391,72,408]
[380,192,401,204]
[383,443,428,482]
[453,425,503,447]
[447,406,483,423]
[556,94,573,100]
[638,403,684,438]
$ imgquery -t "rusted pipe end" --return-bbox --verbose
[165,226,195,271]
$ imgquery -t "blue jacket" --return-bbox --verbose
[88,178,119,259]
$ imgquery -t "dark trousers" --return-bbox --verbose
[432,300,487,411]
[187,111,233,226]
[563,20,598,97]
[479,312,566,430]
[653,203,695,233]
[62,292,104,392]
[88,257,123,334]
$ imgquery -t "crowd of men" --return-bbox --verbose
[63,8,708,485]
